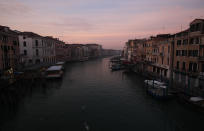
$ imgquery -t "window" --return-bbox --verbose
[176,50,181,56]
[189,63,193,71]
[190,24,195,32]
[195,37,200,44]
[195,23,201,31]
[183,39,188,45]
[167,58,169,65]
[193,50,198,57]
[190,38,194,44]
[24,50,27,55]
[23,41,26,47]
[2,35,8,43]
[35,40,38,47]
[193,63,197,72]
[153,67,156,72]
[164,70,167,77]
[13,41,17,45]
[176,61,179,69]
[182,50,184,56]
[176,50,179,56]
[182,62,186,70]
[181,50,187,56]
[184,50,188,56]
[188,50,193,56]
[36,49,39,56]
[177,40,181,45]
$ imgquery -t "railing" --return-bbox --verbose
[199,56,204,61]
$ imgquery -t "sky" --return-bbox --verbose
[0,0,204,49]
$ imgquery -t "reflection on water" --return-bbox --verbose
[0,58,204,131]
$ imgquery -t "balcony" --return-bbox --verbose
[199,56,204,61]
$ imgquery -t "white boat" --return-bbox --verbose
[144,80,171,99]
[45,65,63,78]
[144,80,166,88]
[55,61,65,70]
[56,61,65,65]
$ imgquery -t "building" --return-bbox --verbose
[86,44,102,58]
[69,44,89,61]
[147,34,172,79]
[0,26,20,73]
[43,36,57,64]
[173,19,204,95]
[18,32,44,66]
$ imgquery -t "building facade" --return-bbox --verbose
[0,26,20,73]
[173,19,204,95]
[18,32,44,66]
[43,36,56,64]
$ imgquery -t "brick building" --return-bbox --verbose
[0,26,20,74]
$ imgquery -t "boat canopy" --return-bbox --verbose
[144,80,167,88]
[46,65,63,71]
[56,62,65,65]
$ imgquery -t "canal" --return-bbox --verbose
[0,58,204,131]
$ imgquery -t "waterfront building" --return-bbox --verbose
[173,19,204,95]
[0,26,20,73]
[64,44,72,62]
[146,34,172,80]
[43,36,57,64]
[18,32,44,66]
[69,44,84,61]
[55,38,66,62]
[102,49,121,56]
[86,44,102,58]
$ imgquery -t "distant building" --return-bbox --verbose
[55,39,66,62]
[0,26,20,73]
[43,36,57,64]
[86,44,102,58]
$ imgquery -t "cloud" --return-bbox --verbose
[0,0,31,16]
[49,17,95,31]
[0,0,204,49]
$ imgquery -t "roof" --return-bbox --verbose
[0,25,19,36]
[190,19,204,25]
[19,32,42,37]
[46,65,63,71]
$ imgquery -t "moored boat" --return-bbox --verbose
[45,65,63,79]
[55,61,65,70]
[144,80,173,100]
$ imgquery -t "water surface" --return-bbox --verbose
[0,58,204,131]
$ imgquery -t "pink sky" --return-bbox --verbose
[0,0,204,49]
